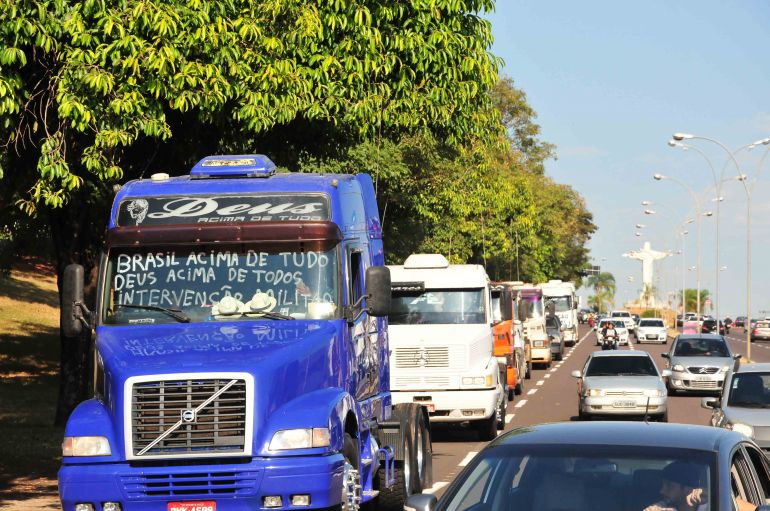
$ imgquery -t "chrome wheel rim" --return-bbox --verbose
[415,425,424,485]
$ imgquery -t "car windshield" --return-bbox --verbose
[547,295,572,312]
[389,289,486,325]
[640,320,665,328]
[612,320,625,329]
[519,294,545,320]
[612,312,630,318]
[439,444,714,511]
[757,322,770,329]
[673,338,730,357]
[728,372,770,408]
[102,243,340,324]
[585,356,658,376]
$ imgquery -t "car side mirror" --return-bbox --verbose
[404,494,437,511]
[733,354,742,360]
[61,264,92,337]
[661,369,672,378]
[660,353,669,359]
[571,370,582,378]
[365,266,391,317]
[701,397,719,409]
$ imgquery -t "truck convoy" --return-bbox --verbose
[58,155,431,511]
[387,254,506,441]
[539,280,578,346]
[490,283,526,400]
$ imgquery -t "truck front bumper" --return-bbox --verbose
[530,347,552,365]
[60,453,345,511]
[392,388,499,423]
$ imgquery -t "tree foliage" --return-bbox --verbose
[586,272,616,313]
[679,288,710,314]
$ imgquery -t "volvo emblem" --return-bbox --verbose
[181,409,196,423]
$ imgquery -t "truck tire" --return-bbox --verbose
[476,413,497,441]
[411,406,432,491]
[376,431,414,511]
[341,433,361,511]
[496,396,506,430]
[525,361,532,380]
[515,375,523,395]
[507,386,515,401]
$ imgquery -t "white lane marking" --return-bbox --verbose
[579,329,593,343]
[459,451,478,466]
[549,368,557,373]
[505,413,515,423]
[544,374,551,379]
[423,482,449,494]
[527,388,538,395]
[536,380,544,386]
[515,399,528,408]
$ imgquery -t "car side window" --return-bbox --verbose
[744,446,770,503]
[731,448,762,507]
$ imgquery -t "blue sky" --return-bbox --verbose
[487,1,770,319]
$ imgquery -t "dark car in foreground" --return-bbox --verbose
[703,362,770,452]
[405,422,770,511]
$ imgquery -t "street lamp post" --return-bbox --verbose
[671,133,770,361]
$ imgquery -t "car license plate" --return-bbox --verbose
[613,400,636,408]
[168,502,215,511]
[696,376,712,382]
[646,335,656,339]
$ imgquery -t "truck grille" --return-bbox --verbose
[131,378,248,457]
[395,347,450,368]
[121,468,259,499]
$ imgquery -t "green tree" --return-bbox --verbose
[586,272,616,314]
[679,288,710,315]
[0,0,503,423]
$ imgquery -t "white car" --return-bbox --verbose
[635,318,668,344]
[611,310,636,333]
[596,319,629,346]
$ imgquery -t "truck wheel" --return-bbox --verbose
[341,433,361,511]
[515,376,523,395]
[376,432,414,511]
[410,404,432,492]
[507,386,515,401]
[496,396,506,430]
[525,361,532,380]
[476,413,497,441]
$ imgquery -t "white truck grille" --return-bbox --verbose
[395,347,451,368]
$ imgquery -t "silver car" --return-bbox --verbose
[635,318,668,344]
[703,362,770,452]
[572,350,670,421]
[662,334,739,395]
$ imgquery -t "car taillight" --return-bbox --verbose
[753,329,759,335]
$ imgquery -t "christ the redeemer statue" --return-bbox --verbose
[623,241,671,307]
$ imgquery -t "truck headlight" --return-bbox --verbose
[729,423,754,438]
[269,428,330,450]
[62,436,111,457]
[461,375,493,386]
[586,388,605,397]
[644,389,663,397]
[672,364,685,372]
[532,339,545,348]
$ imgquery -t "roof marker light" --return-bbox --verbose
[190,154,276,179]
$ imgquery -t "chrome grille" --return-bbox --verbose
[131,378,248,457]
[688,366,719,374]
[686,380,719,389]
[605,390,644,397]
[394,376,450,388]
[395,347,450,368]
[121,468,259,499]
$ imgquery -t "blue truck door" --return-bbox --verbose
[348,247,379,400]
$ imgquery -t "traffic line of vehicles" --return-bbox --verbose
[55,153,584,511]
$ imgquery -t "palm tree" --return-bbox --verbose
[679,289,711,315]
[586,272,616,313]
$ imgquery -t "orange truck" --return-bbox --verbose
[491,283,527,400]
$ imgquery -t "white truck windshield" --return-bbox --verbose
[102,244,340,324]
[389,288,485,325]
[519,295,545,320]
[548,296,572,312]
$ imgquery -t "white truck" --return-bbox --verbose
[510,282,551,368]
[387,254,506,440]
[539,279,579,346]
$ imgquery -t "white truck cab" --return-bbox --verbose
[511,282,551,368]
[539,279,579,346]
[387,254,505,440]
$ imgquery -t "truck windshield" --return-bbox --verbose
[389,288,486,325]
[519,295,544,320]
[547,295,572,312]
[102,244,340,324]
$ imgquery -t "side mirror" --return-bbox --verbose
[661,369,672,378]
[660,353,669,359]
[733,354,742,360]
[62,264,89,337]
[365,266,391,317]
[404,494,437,511]
[571,370,582,378]
[514,319,522,326]
[701,397,719,409]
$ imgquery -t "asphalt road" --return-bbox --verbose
[422,323,770,497]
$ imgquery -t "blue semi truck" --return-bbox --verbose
[59,155,431,511]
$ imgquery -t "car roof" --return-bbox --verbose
[492,422,740,451]
[675,334,725,341]
[640,318,664,321]
[590,350,650,358]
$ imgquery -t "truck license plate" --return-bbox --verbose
[425,404,435,412]
[613,400,635,408]
[168,502,215,511]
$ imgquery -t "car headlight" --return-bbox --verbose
[269,428,330,450]
[672,364,685,372]
[462,376,492,386]
[62,436,111,456]
[644,389,664,398]
[533,339,545,347]
[720,366,730,373]
[728,423,754,438]
[586,388,605,397]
